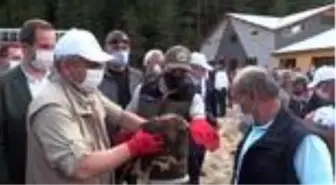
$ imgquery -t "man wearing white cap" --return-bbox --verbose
[190,52,213,96]
[304,66,335,163]
[304,66,335,115]
[190,52,218,126]
[189,52,218,182]
[25,28,164,184]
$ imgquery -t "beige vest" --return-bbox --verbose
[26,79,112,184]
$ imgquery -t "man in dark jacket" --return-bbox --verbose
[231,66,333,184]
[0,19,55,184]
[99,30,143,184]
[100,30,143,108]
[126,45,219,184]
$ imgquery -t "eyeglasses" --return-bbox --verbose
[10,56,22,60]
[107,39,130,45]
[169,68,189,77]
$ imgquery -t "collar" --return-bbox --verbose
[105,66,129,76]
[63,78,98,115]
[21,64,50,83]
[251,119,274,131]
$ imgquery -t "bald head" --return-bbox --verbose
[233,66,280,100]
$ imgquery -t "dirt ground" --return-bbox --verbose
[201,108,243,184]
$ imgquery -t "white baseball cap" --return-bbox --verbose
[308,66,335,88]
[190,52,213,71]
[55,28,113,63]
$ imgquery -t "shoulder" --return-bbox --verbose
[294,134,331,163]
[300,134,328,147]
[28,82,67,117]
[0,66,21,83]
[129,67,143,77]
[278,109,311,144]
[311,106,335,127]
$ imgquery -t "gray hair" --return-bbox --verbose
[233,66,280,99]
[143,49,164,66]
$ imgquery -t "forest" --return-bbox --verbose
[0,0,333,64]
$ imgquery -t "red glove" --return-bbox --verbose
[112,130,135,144]
[126,129,164,157]
[190,118,220,151]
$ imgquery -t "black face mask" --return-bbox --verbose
[164,72,194,90]
[293,91,303,96]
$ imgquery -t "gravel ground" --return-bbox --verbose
[201,108,243,184]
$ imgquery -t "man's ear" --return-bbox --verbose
[59,61,71,76]
[22,44,34,61]
[250,90,260,102]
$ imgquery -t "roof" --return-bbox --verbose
[227,4,334,30]
[200,20,228,61]
[274,28,335,54]
[227,13,281,29]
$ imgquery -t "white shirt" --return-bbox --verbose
[312,105,335,128]
[214,70,229,90]
[193,77,207,98]
[200,78,207,98]
[21,65,50,99]
[126,84,206,119]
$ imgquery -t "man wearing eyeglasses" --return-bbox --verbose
[99,30,143,184]
[100,30,143,109]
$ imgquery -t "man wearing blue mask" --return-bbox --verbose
[100,30,143,108]
[99,30,143,184]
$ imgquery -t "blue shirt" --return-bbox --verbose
[235,122,334,184]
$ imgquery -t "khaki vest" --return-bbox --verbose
[137,95,191,120]
[26,80,112,184]
[137,91,191,181]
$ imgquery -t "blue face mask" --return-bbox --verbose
[110,51,130,68]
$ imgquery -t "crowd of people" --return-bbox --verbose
[0,18,334,184]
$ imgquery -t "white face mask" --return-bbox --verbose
[10,60,21,69]
[151,64,162,74]
[79,69,104,93]
[191,75,202,85]
[110,50,130,68]
[32,49,54,70]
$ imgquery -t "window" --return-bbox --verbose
[280,58,296,68]
[251,30,259,36]
[229,58,238,71]
[1,32,9,41]
[9,32,17,41]
[312,57,335,68]
[291,24,303,34]
[282,24,304,38]
[230,34,238,43]
[246,57,258,65]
